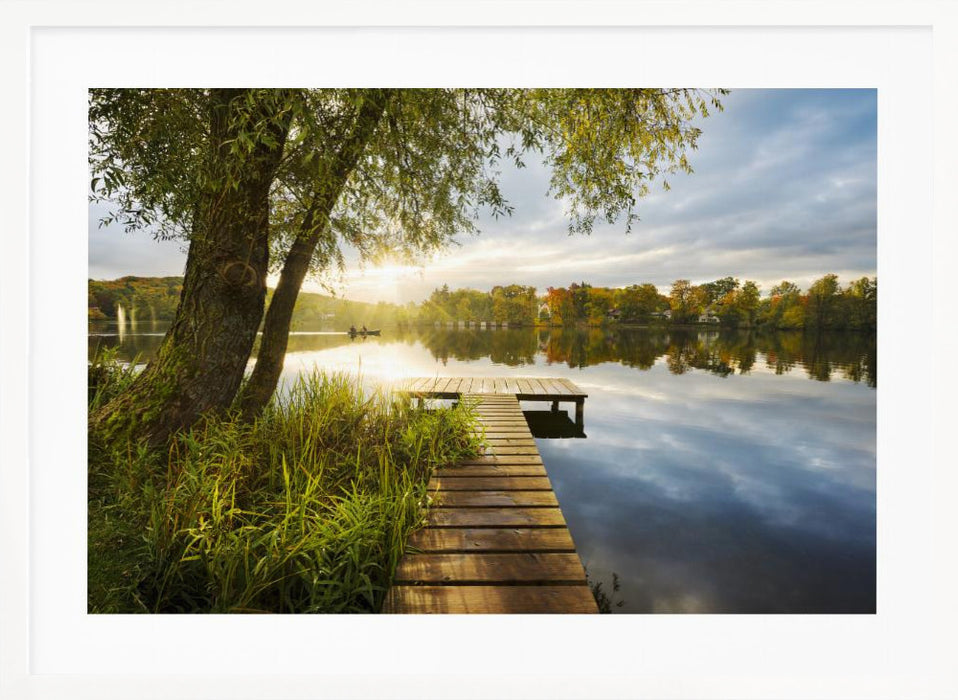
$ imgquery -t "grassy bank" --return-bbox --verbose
[88,353,482,613]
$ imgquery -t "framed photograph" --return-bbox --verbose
[3,2,956,698]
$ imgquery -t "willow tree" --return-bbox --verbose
[89,88,726,446]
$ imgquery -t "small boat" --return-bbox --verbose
[348,328,381,337]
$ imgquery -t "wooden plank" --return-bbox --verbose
[485,437,537,445]
[545,378,572,396]
[536,378,559,396]
[393,553,587,584]
[384,585,597,614]
[433,490,559,508]
[408,527,575,552]
[559,377,587,396]
[435,464,547,478]
[517,378,536,394]
[539,378,559,395]
[454,455,544,465]
[483,446,540,455]
[428,476,552,491]
[427,507,567,527]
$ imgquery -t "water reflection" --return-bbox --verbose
[538,373,876,613]
[89,322,875,612]
[523,410,587,439]
[90,324,876,388]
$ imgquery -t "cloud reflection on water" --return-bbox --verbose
[540,358,875,613]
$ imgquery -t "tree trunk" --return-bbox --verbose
[91,89,293,447]
[237,90,391,418]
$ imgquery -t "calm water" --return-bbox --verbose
[89,322,876,613]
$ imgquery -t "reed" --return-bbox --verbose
[88,362,482,613]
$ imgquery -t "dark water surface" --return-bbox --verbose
[90,323,876,613]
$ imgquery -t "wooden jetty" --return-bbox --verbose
[400,375,587,426]
[383,378,597,614]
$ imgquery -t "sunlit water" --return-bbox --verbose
[89,322,876,613]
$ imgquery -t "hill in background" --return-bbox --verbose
[88,276,413,328]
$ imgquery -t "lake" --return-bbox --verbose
[89,322,876,613]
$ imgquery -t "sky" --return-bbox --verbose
[88,89,877,304]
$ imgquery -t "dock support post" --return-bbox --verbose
[551,401,559,413]
[575,400,584,428]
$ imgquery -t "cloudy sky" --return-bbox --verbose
[89,89,877,304]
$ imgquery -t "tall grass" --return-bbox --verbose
[88,359,482,613]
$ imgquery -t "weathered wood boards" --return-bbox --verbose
[399,376,586,399]
[383,393,597,614]
[397,376,587,426]
[385,585,599,614]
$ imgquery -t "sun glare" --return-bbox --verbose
[352,262,419,303]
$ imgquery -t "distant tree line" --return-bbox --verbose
[91,273,876,333]
[89,276,413,329]
[545,282,670,325]
[543,274,876,331]
[88,276,182,322]
[417,284,539,326]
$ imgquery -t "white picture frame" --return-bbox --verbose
[2,2,956,698]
